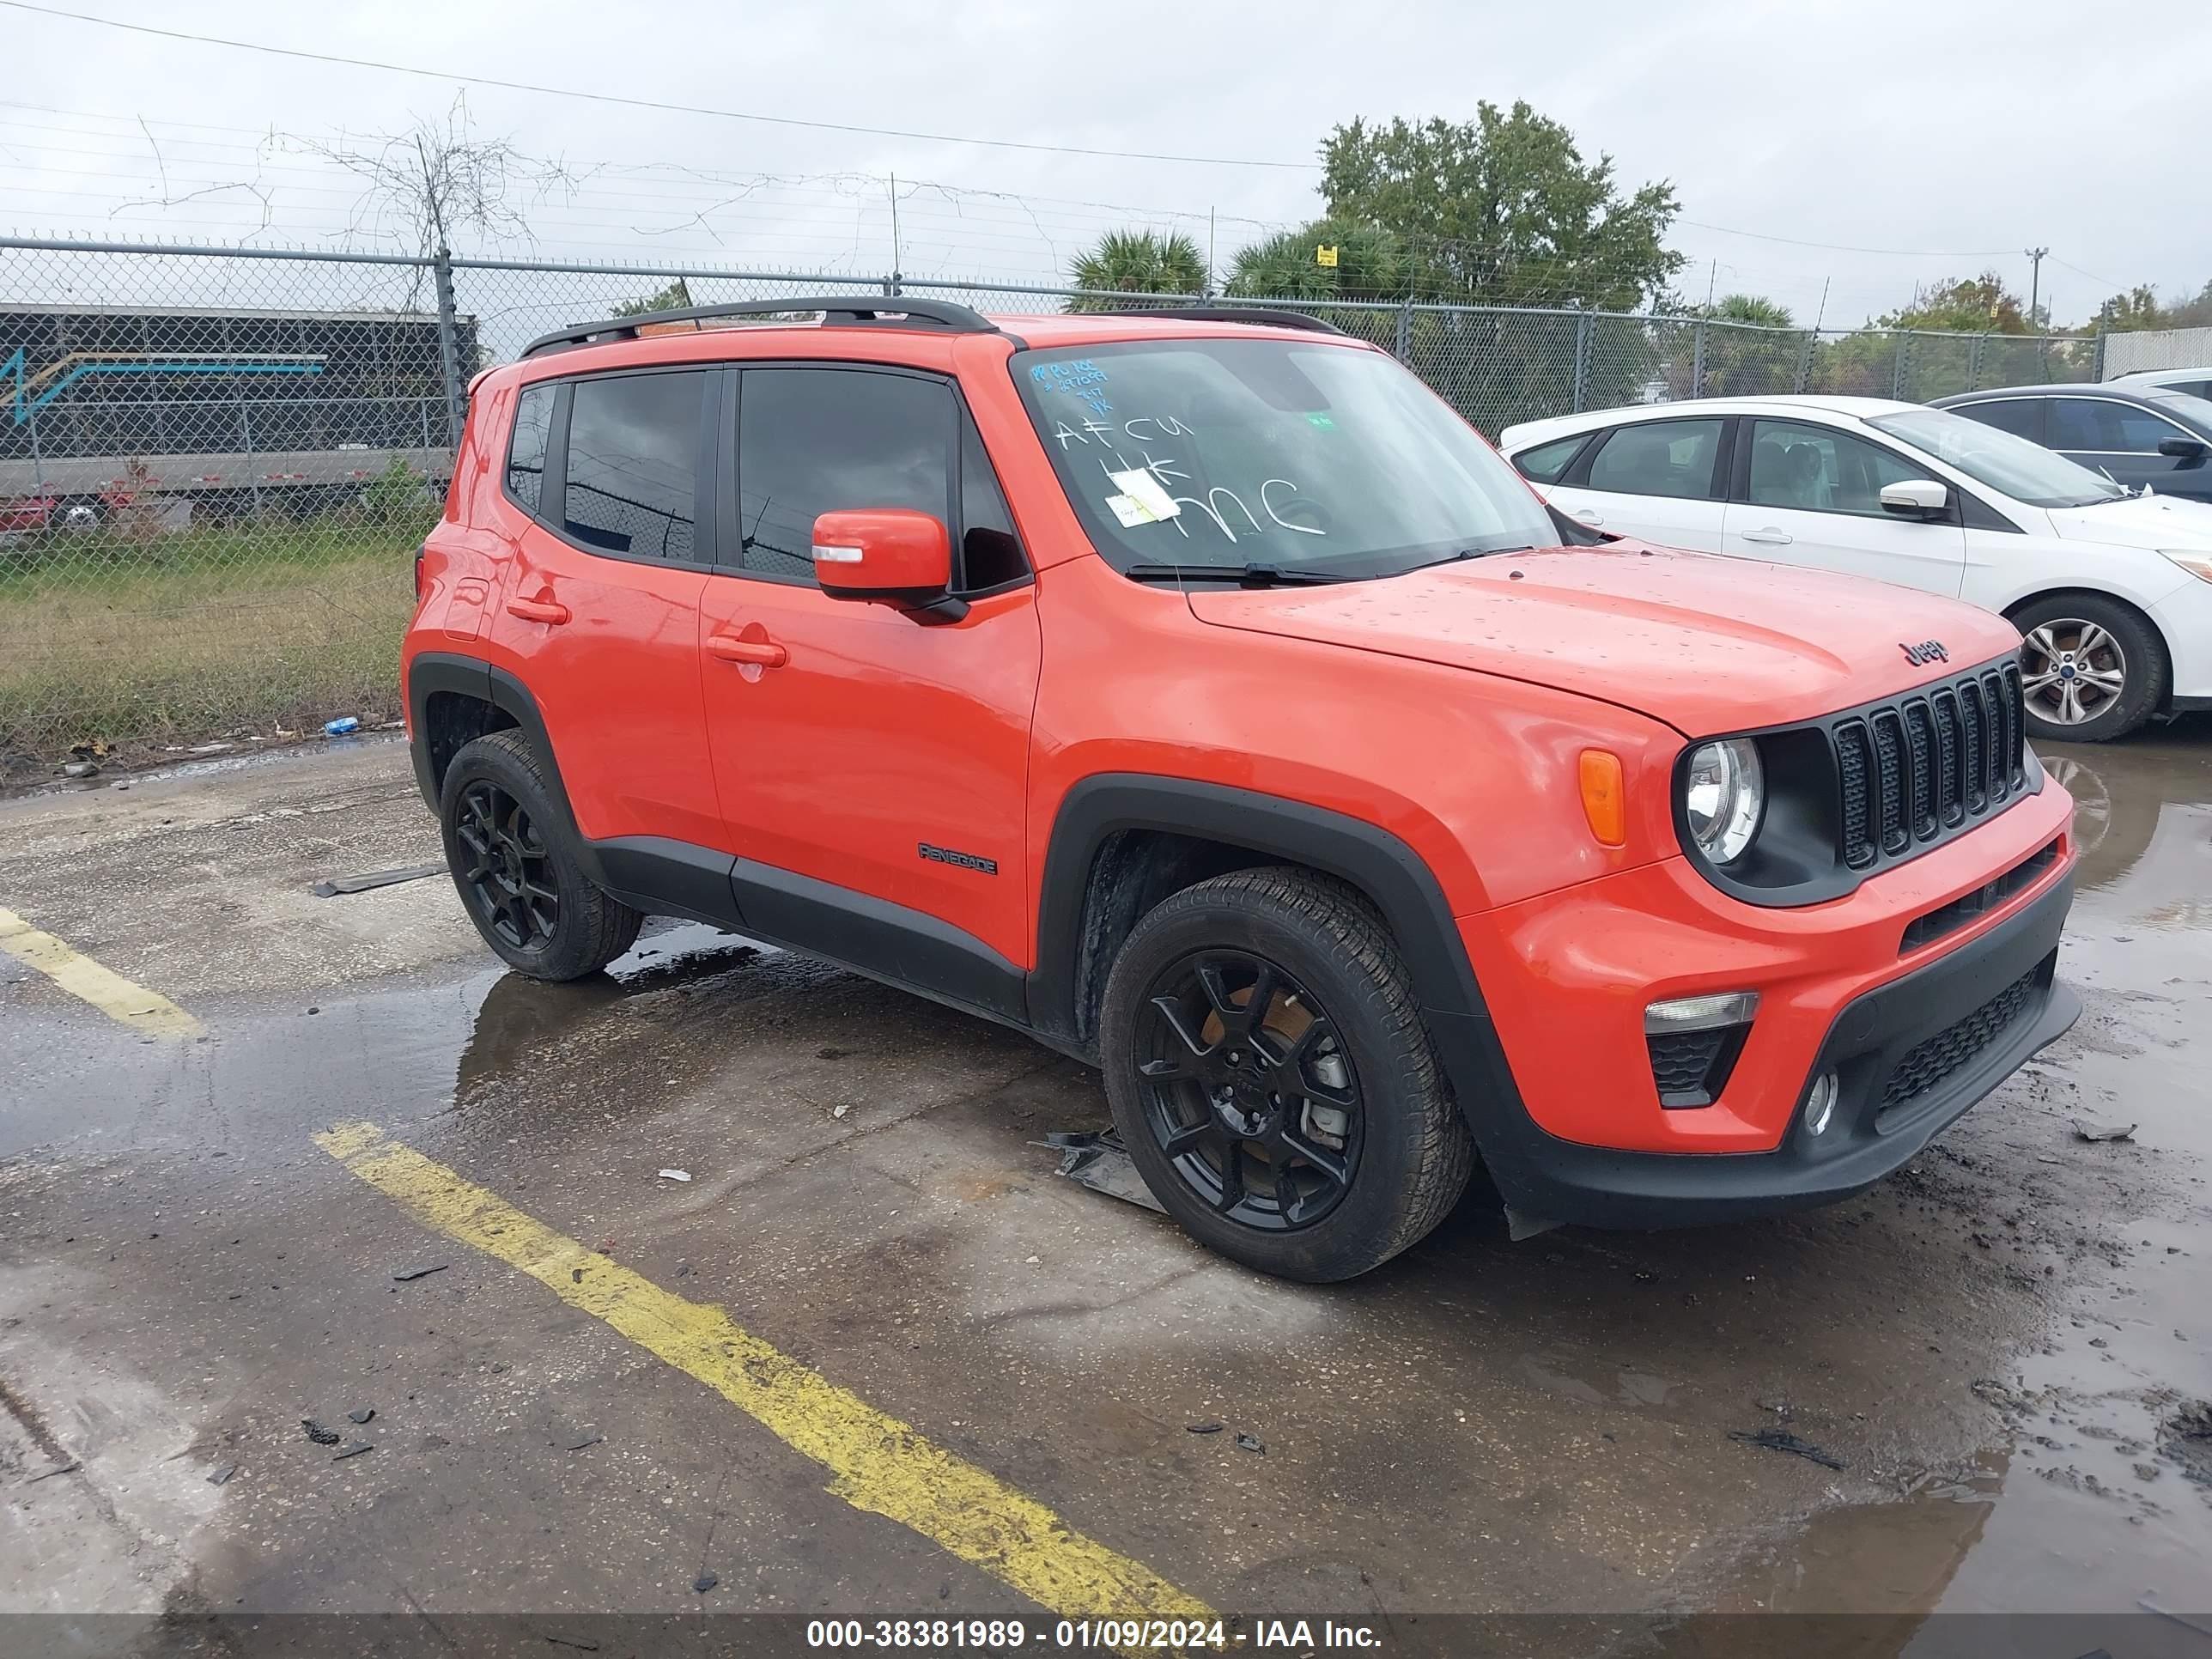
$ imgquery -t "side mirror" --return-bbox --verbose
[2157,434,2209,462]
[811,508,965,621]
[1879,478,1950,520]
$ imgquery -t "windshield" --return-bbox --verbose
[1868,407,2128,509]
[1011,337,1555,578]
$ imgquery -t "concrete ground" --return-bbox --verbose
[2,730,2208,1653]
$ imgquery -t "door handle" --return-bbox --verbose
[706,631,787,669]
[505,595,571,625]
[1740,529,1793,546]
[1569,506,1604,525]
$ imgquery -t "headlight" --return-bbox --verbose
[2160,550,2212,584]
[1682,738,1765,864]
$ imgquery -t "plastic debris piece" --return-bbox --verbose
[60,761,100,779]
[1235,1432,1265,1455]
[207,1462,239,1486]
[1729,1427,1845,1470]
[333,1441,374,1460]
[657,1169,692,1182]
[347,1407,375,1425]
[1044,1129,1167,1214]
[1187,1421,1224,1435]
[324,717,362,736]
[544,1638,601,1653]
[392,1263,448,1282]
[301,1419,341,1446]
[563,1434,603,1452]
[2071,1120,2137,1143]
[312,863,444,898]
[693,1572,718,1594]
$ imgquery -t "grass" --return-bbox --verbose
[0,514,434,773]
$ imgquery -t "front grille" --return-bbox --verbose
[1879,968,2039,1117]
[1899,839,2062,953]
[1832,659,2027,873]
[1646,1025,1749,1109]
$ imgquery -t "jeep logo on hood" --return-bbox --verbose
[1899,640,1949,666]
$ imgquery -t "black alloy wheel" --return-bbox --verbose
[453,780,558,951]
[1133,948,1363,1231]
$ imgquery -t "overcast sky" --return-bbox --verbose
[3,0,2206,331]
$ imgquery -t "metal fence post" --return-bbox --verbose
[1571,312,1592,412]
[1395,300,1412,362]
[1890,334,1910,399]
[1690,322,1708,398]
[2092,329,2108,381]
[1967,333,1985,392]
[1792,331,1814,394]
[431,246,465,451]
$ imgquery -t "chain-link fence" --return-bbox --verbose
[0,235,2108,776]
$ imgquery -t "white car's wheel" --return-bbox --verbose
[2013,595,2166,743]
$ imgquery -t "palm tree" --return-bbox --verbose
[1225,220,1409,303]
[1066,231,1206,313]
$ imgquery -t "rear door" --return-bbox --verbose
[696,362,1042,983]
[1546,416,1729,550]
[1721,416,1967,596]
[485,368,721,848]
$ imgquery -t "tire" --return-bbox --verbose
[438,730,642,980]
[1097,866,1474,1282]
[2011,593,2166,743]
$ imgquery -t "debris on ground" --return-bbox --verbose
[59,761,100,780]
[332,1441,374,1460]
[2072,1120,2138,1143]
[1187,1421,1224,1435]
[312,862,444,898]
[563,1434,604,1452]
[347,1407,375,1425]
[2159,1399,2212,1486]
[301,1419,341,1445]
[1728,1427,1846,1470]
[206,1462,239,1486]
[392,1263,449,1282]
[25,1458,81,1482]
[693,1571,718,1594]
[544,1637,601,1653]
[1042,1129,1167,1214]
[657,1169,692,1182]
[323,717,362,736]
[1236,1432,1265,1455]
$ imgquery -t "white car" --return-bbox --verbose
[2116,365,2212,403]
[1498,395,2212,741]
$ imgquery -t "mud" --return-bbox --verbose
[1,725,2207,1638]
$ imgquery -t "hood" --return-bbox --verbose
[1187,544,2023,737]
[2045,491,2212,548]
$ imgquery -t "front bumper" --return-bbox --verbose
[1463,866,2078,1229]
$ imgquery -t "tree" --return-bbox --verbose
[1701,294,1795,329]
[613,279,696,318]
[2084,279,2212,333]
[1316,105,1683,310]
[1687,294,1802,398]
[1065,231,1206,311]
[1224,218,1408,301]
[1875,273,2031,335]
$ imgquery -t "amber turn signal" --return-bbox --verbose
[1578,750,1626,847]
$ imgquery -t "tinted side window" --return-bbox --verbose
[1746,419,1923,516]
[1951,399,2041,441]
[958,417,1027,591]
[1584,419,1723,500]
[562,372,705,561]
[1514,434,1586,484]
[738,368,951,582]
[507,383,554,512]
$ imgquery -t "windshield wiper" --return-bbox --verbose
[1123,562,1354,587]
[1402,544,1540,572]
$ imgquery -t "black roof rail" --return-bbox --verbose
[520,296,998,359]
[1100,306,1349,337]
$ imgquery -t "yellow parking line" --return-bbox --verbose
[0,905,202,1038]
[314,1121,1215,1626]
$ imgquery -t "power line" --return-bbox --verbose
[0,1,1316,171]
[1676,218,2019,258]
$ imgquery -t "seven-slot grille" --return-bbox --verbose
[1832,659,2027,871]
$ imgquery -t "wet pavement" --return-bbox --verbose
[2,726,2208,1650]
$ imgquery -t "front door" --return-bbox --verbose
[1721,416,1967,596]
[2050,396,2212,501]
[698,364,1042,982]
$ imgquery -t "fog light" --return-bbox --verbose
[1644,991,1759,1033]
[1803,1071,1838,1137]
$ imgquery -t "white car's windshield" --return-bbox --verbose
[1012,337,1556,578]
[1868,407,2127,509]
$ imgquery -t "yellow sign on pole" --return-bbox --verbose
[1316,245,1339,268]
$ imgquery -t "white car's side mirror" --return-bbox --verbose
[1879,479,1950,520]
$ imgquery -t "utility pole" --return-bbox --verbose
[2025,246,2049,330]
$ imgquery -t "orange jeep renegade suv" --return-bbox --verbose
[404,298,2081,1281]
